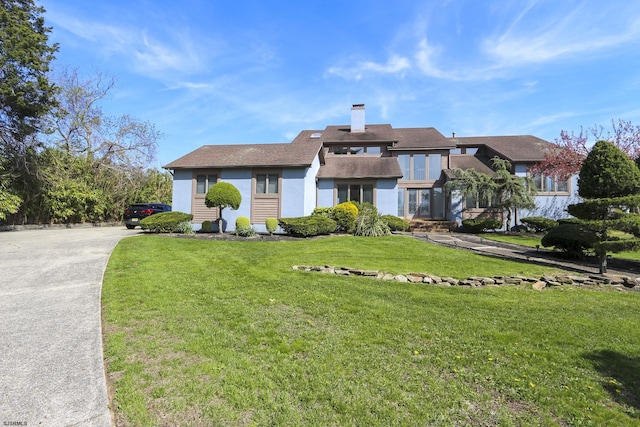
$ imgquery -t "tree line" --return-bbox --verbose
[0,0,171,224]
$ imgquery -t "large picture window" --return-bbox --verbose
[337,183,374,204]
[397,154,442,181]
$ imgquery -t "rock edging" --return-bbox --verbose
[291,265,640,292]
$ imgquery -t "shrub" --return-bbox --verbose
[520,217,558,233]
[175,221,195,235]
[541,224,599,259]
[278,216,337,237]
[140,212,194,233]
[354,204,390,237]
[235,216,256,237]
[381,215,410,232]
[312,207,334,218]
[201,220,214,233]
[333,201,358,233]
[461,218,502,233]
[265,217,278,235]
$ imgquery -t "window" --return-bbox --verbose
[256,174,279,194]
[332,146,382,155]
[429,154,442,180]
[337,183,374,204]
[532,174,569,193]
[196,174,217,194]
[465,193,496,209]
[397,153,442,181]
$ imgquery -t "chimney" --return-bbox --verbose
[452,131,456,138]
[350,104,365,133]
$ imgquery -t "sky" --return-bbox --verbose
[40,0,640,168]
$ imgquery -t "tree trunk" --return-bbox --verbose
[598,250,607,274]
[218,208,224,234]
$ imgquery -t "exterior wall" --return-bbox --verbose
[171,169,193,214]
[317,179,334,208]
[375,179,398,215]
[520,175,581,221]
[304,155,321,215]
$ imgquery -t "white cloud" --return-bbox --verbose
[484,3,640,66]
[326,54,411,80]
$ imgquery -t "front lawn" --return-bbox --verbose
[103,235,640,426]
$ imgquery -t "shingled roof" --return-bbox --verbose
[454,135,552,163]
[316,157,403,179]
[443,155,496,178]
[163,140,323,169]
[389,127,455,150]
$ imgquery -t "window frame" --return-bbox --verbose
[530,173,570,194]
[397,153,442,182]
[335,180,376,205]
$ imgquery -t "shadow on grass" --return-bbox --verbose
[584,350,640,416]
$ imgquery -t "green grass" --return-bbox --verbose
[103,235,640,426]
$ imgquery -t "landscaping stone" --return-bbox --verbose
[292,265,640,292]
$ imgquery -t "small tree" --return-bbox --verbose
[205,182,241,233]
[566,141,640,273]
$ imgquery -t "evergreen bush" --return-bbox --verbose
[381,215,410,232]
[265,217,278,235]
[541,224,599,259]
[312,207,334,218]
[140,212,193,233]
[520,217,558,232]
[201,220,214,233]
[333,201,358,233]
[278,216,337,237]
[235,216,255,237]
[461,218,502,233]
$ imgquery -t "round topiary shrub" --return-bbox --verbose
[235,216,255,237]
[333,201,358,233]
[265,217,278,235]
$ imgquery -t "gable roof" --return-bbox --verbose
[454,135,551,163]
[316,157,403,179]
[163,140,323,169]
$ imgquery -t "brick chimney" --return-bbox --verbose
[350,104,365,133]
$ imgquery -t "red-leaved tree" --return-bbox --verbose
[530,119,640,180]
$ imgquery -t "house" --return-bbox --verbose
[164,105,580,232]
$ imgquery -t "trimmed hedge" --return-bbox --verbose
[541,224,599,258]
[520,217,558,233]
[312,207,335,218]
[461,218,502,233]
[381,215,410,232]
[140,212,194,233]
[278,216,337,237]
[201,220,214,233]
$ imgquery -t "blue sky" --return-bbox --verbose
[41,0,640,168]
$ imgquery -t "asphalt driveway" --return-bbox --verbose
[0,226,134,426]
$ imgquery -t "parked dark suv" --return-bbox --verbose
[123,203,172,229]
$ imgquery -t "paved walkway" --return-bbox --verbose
[417,232,639,277]
[0,226,134,427]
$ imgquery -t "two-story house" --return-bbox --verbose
[164,105,579,232]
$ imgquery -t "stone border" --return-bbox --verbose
[292,265,640,292]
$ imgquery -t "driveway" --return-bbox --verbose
[0,226,134,426]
